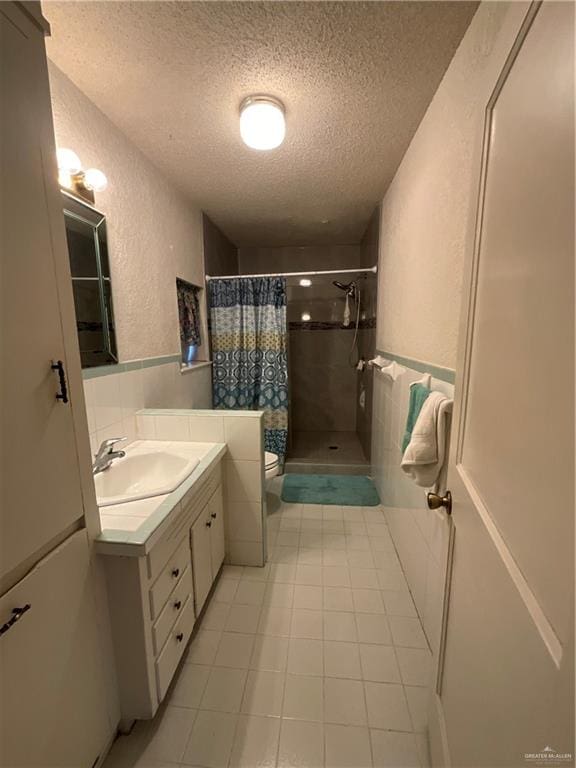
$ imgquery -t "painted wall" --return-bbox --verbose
[48,62,207,363]
[203,214,238,277]
[376,1,530,371]
[356,206,380,460]
[238,244,361,275]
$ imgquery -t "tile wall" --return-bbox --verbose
[135,409,266,568]
[370,357,455,658]
[82,358,213,456]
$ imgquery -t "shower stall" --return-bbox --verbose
[204,207,381,475]
[285,267,377,473]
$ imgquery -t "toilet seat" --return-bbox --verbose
[265,451,280,470]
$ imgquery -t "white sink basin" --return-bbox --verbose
[95,441,206,507]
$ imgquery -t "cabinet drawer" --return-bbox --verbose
[155,595,195,702]
[152,565,193,655]
[149,538,190,620]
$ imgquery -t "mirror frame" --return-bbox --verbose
[62,190,118,368]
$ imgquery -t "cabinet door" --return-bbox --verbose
[0,531,112,768]
[190,510,212,614]
[209,487,225,578]
[0,4,85,581]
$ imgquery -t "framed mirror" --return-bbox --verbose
[62,191,117,368]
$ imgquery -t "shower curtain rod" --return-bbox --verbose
[205,266,377,281]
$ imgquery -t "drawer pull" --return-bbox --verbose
[174,600,182,610]
[211,512,217,519]
[0,604,31,637]
[206,520,212,528]
[171,568,180,578]
[176,632,184,642]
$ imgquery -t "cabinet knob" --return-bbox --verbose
[174,600,182,610]
[171,568,180,578]
[206,520,212,528]
[176,632,184,642]
[211,512,217,519]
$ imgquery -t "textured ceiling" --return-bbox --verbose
[45,1,478,246]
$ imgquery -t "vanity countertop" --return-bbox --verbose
[95,440,227,557]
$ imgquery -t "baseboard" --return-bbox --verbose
[428,692,452,768]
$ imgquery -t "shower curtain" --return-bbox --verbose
[208,276,289,460]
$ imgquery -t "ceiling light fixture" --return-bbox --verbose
[56,147,108,204]
[239,96,285,151]
[299,279,312,287]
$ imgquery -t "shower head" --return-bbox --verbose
[333,280,356,299]
[333,280,352,292]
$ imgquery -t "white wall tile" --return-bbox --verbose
[136,412,156,439]
[92,373,122,431]
[227,502,263,542]
[155,414,191,441]
[225,460,263,503]
[371,362,454,657]
[228,541,265,567]
[224,416,263,461]
[188,415,225,442]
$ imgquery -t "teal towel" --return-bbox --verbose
[402,383,431,453]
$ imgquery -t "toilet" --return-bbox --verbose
[265,451,281,479]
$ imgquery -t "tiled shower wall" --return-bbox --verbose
[371,357,455,656]
[82,357,212,456]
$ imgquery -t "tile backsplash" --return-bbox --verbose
[371,355,455,656]
[83,359,212,456]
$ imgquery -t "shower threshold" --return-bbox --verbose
[285,430,369,476]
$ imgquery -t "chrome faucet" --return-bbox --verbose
[93,437,126,475]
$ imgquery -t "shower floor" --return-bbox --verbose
[287,430,368,466]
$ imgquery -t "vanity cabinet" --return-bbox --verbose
[102,461,225,722]
[191,485,225,613]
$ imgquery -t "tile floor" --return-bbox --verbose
[104,487,432,768]
[287,431,369,466]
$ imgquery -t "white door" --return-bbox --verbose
[431,3,574,766]
[0,4,85,581]
[190,510,213,614]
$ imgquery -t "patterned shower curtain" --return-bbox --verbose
[208,277,289,459]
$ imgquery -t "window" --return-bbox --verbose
[176,278,202,365]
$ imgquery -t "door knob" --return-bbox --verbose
[426,490,452,515]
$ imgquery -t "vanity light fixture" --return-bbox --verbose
[299,279,312,287]
[57,147,108,204]
[239,96,286,150]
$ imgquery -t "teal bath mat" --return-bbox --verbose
[282,474,380,506]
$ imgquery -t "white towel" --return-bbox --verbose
[401,391,452,488]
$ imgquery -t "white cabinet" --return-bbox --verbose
[191,510,213,614]
[0,5,116,766]
[191,484,225,614]
[209,487,226,577]
[0,531,112,768]
[0,2,89,583]
[103,462,225,721]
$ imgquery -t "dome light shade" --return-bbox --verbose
[84,168,108,192]
[240,96,285,150]
[57,147,82,175]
